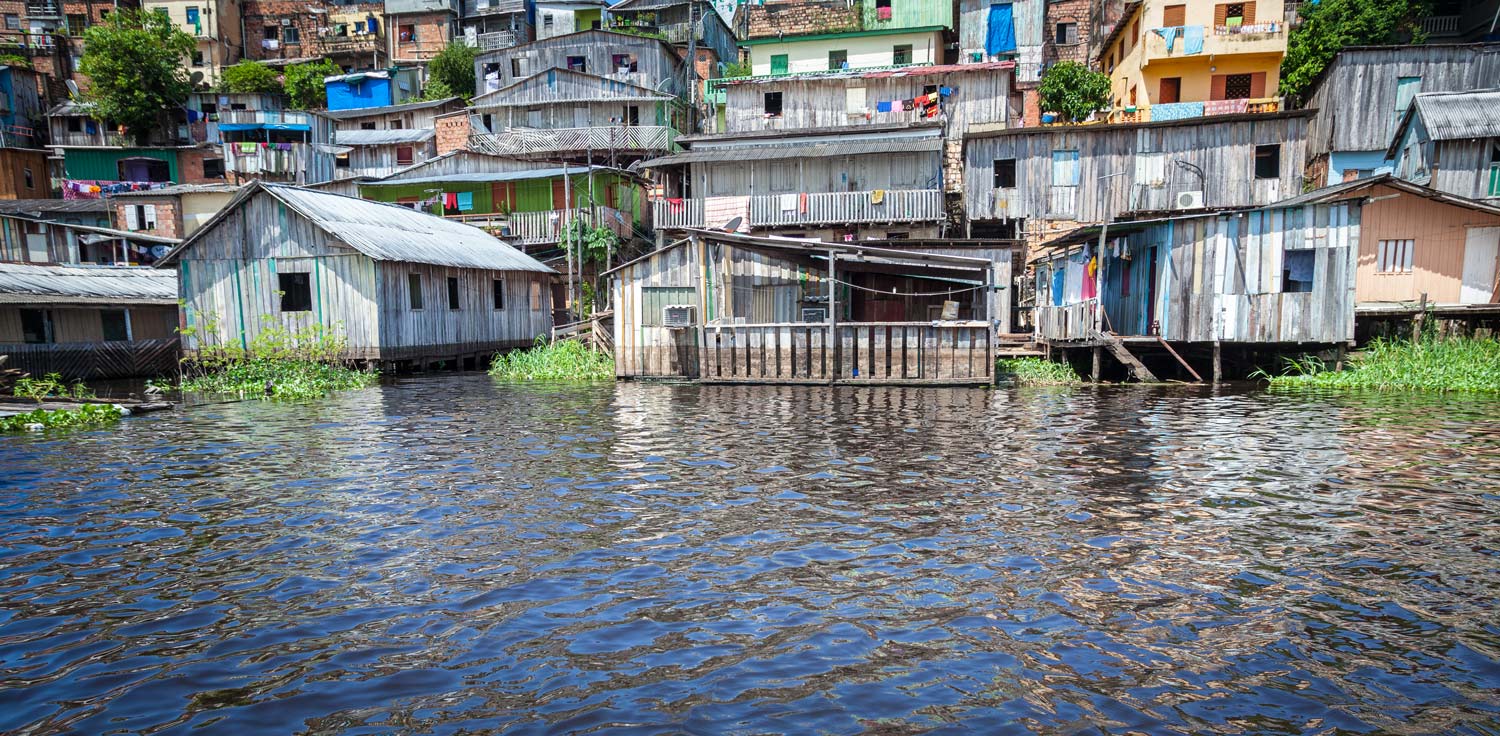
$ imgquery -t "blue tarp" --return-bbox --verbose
[217,122,312,132]
[986,3,1017,56]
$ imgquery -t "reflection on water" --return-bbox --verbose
[2,378,1498,734]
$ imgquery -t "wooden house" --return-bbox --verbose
[534,0,609,39]
[644,123,949,240]
[459,0,532,52]
[218,108,336,185]
[107,184,241,241]
[957,0,1044,81]
[736,0,955,76]
[963,111,1309,234]
[0,65,46,149]
[607,0,738,68]
[474,29,691,99]
[0,262,180,379]
[157,182,555,369]
[356,150,644,247]
[0,213,179,266]
[1031,193,1359,379]
[467,67,687,162]
[1388,89,1500,202]
[1301,43,1500,186]
[607,229,1010,384]
[323,97,465,179]
[709,62,1013,137]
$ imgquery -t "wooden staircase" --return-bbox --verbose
[994,332,1045,359]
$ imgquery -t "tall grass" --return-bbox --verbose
[179,323,378,400]
[997,357,1083,386]
[489,337,614,382]
[1266,337,1500,392]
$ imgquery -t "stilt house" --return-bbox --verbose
[157,182,555,369]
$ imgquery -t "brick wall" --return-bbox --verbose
[392,11,453,61]
[242,0,385,63]
[745,1,857,39]
[434,111,469,154]
[177,147,227,186]
[1043,0,1092,66]
[111,197,182,239]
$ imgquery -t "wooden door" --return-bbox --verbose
[1159,77,1181,104]
[1461,227,1500,304]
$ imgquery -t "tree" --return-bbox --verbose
[426,41,477,101]
[283,58,341,110]
[416,78,458,102]
[1280,0,1431,102]
[220,60,282,94]
[1038,61,1111,123]
[78,10,195,145]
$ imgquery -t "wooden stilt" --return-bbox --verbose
[1212,341,1222,384]
[1091,345,1101,382]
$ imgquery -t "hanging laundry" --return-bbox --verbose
[1182,24,1205,54]
[186,109,200,123]
[939,87,953,97]
[780,193,796,212]
[456,192,474,211]
[985,2,1017,55]
[798,192,808,214]
[915,94,929,106]
[1154,26,1182,53]
[876,101,892,113]
[871,189,885,204]
[1051,268,1065,306]
[444,192,458,209]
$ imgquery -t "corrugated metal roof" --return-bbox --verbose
[721,61,1015,86]
[160,183,556,274]
[109,184,241,198]
[0,262,177,304]
[1411,88,1500,141]
[639,136,944,167]
[320,97,461,120]
[1272,173,1500,215]
[334,128,436,145]
[361,165,594,185]
[0,199,111,214]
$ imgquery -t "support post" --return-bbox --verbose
[1091,345,1101,382]
[1212,341,1222,384]
[827,249,837,384]
[1412,291,1427,343]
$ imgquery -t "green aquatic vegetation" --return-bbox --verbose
[997,357,1082,386]
[11,373,94,402]
[489,338,614,382]
[0,403,124,433]
[181,323,377,400]
[1264,337,1500,392]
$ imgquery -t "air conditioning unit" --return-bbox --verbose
[662,304,696,328]
[1175,190,1204,210]
[801,307,827,323]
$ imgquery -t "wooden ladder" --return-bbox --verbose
[1096,333,1159,383]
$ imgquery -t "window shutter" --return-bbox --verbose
[1249,72,1266,98]
[125,206,139,230]
[143,204,157,228]
[1242,1,1256,23]
[1163,4,1185,26]
[1213,3,1227,27]
[1210,74,1227,101]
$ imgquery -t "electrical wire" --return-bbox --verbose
[825,278,986,297]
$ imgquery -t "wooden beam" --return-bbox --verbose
[1102,335,1159,382]
[1155,337,1202,382]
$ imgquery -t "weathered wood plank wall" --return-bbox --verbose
[721,69,1012,137]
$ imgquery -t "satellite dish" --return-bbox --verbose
[718,216,741,232]
[65,79,80,99]
[190,71,206,88]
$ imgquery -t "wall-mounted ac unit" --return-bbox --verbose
[662,304,696,328]
[1175,190,1204,210]
[801,307,827,323]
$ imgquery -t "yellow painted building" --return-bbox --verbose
[144,0,244,88]
[1096,0,1286,121]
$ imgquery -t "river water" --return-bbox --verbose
[2,377,1498,735]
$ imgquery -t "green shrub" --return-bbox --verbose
[220,60,282,94]
[181,323,377,400]
[489,337,614,382]
[997,357,1082,386]
[1264,337,1500,392]
[1038,61,1111,123]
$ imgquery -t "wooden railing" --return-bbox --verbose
[470,0,525,15]
[1419,14,1461,36]
[653,189,945,230]
[219,109,313,126]
[468,126,678,156]
[1035,300,1099,342]
[476,30,519,50]
[448,205,631,245]
[698,322,994,384]
[223,142,309,177]
[749,189,944,227]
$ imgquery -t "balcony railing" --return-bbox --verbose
[652,189,945,230]
[224,141,311,177]
[1143,23,1283,63]
[476,30,518,50]
[218,109,312,126]
[318,35,382,54]
[469,0,525,16]
[447,205,632,245]
[1104,97,1282,123]
[1419,15,1461,36]
[469,125,678,156]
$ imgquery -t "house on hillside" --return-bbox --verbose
[1388,88,1500,202]
[534,0,610,39]
[357,150,645,247]
[1301,43,1500,186]
[1093,0,1289,124]
[108,184,241,241]
[459,0,533,52]
[325,68,424,111]
[157,182,556,370]
[0,262,181,379]
[474,29,690,98]
[607,0,738,77]
[0,214,179,266]
[324,97,466,178]
[386,0,462,62]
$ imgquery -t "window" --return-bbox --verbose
[1282,250,1314,292]
[264,25,278,40]
[4,14,18,30]
[893,44,912,65]
[530,281,543,310]
[391,119,404,129]
[335,154,351,169]
[1377,239,1415,274]
[510,58,522,76]
[1121,259,1133,297]
[399,24,416,42]
[993,158,1016,188]
[1162,4,1186,26]
[100,310,128,342]
[1394,76,1422,124]
[67,117,81,133]
[885,231,908,239]
[1159,77,1181,103]
[611,53,637,72]
[23,167,32,190]
[1054,22,1077,45]
[770,54,788,75]
[622,104,640,125]
[191,50,205,66]
[66,13,85,35]
[283,26,299,44]
[828,49,847,70]
[493,279,505,309]
[125,204,158,231]
[566,55,586,72]
[1254,144,1280,179]
[1489,142,1500,197]
[396,145,414,165]
[1217,2,1249,26]
[1223,73,1253,99]
[203,159,225,179]
[447,276,460,310]
[360,121,377,130]
[543,12,554,31]
[1051,149,1080,186]
[408,273,424,309]
[764,91,783,118]
[20,309,50,344]
[278,272,312,312]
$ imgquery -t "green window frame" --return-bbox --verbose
[769,54,788,75]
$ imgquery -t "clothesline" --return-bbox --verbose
[828,277,985,297]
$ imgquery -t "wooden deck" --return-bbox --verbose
[695,322,994,385]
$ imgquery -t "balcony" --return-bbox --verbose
[448,205,632,246]
[218,110,313,127]
[469,126,678,157]
[1418,15,1462,37]
[223,142,312,178]
[1103,97,1283,123]
[653,189,946,230]
[318,35,382,55]
[476,30,518,50]
[25,0,60,18]
[469,0,526,16]
[1142,23,1284,65]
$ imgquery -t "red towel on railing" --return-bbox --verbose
[798,192,808,214]
[667,197,684,210]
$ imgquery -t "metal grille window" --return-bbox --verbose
[1223,73,1253,99]
[1377,239,1415,274]
[893,44,912,64]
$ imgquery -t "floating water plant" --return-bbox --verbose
[489,338,614,382]
[0,403,124,433]
[1265,337,1500,392]
[996,357,1082,386]
[179,323,378,400]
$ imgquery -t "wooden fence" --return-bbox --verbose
[448,205,631,245]
[698,322,993,384]
[0,337,180,380]
[468,126,678,156]
[748,189,944,227]
[1035,300,1099,342]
